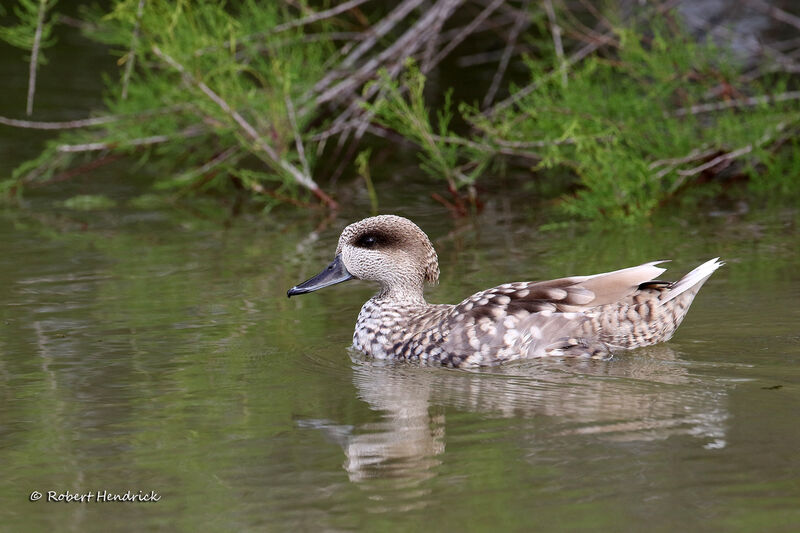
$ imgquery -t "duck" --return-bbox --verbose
[287,215,722,367]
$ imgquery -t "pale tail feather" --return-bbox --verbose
[571,260,669,308]
[660,257,723,304]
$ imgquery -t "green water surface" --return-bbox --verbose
[1,199,799,532]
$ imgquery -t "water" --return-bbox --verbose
[1,196,798,531]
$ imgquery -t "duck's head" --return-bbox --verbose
[287,215,439,300]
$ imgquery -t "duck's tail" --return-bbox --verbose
[661,257,724,304]
[595,257,723,350]
[636,257,723,347]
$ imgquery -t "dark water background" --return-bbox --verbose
[1,3,799,531]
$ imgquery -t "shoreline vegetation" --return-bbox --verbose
[1,0,799,220]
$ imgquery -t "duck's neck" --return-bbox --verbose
[376,283,427,306]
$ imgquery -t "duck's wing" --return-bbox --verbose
[452,260,669,316]
[435,261,669,366]
[532,260,669,312]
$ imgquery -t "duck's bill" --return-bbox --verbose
[287,254,354,297]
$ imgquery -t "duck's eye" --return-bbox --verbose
[355,233,383,249]
[358,235,377,248]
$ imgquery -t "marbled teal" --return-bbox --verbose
[288,215,722,367]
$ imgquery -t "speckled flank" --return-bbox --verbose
[299,215,722,368]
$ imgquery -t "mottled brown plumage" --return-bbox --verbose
[288,215,722,367]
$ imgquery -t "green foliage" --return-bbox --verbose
[127,193,170,209]
[364,23,800,221]
[748,138,800,197]
[364,61,491,192]
[474,27,800,220]
[2,2,800,220]
[2,0,335,201]
[61,194,117,210]
[0,0,58,64]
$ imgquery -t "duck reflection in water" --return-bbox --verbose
[299,344,729,488]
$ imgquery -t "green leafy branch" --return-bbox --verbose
[0,0,59,115]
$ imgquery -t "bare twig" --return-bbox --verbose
[196,0,371,58]
[437,10,515,45]
[121,0,146,100]
[235,32,367,64]
[1,115,119,129]
[328,0,454,144]
[190,146,240,178]
[26,0,49,115]
[431,0,506,68]
[56,126,205,153]
[649,147,716,170]
[575,0,616,33]
[431,191,461,215]
[314,0,488,148]
[544,0,567,87]
[431,134,542,160]
[311,0,464,145]
[314,0,463,106]
[673,91,800,116]
[422,0,451,72]
[486,33,600,116]
[54,14,96,31]
[0,105,190,130]
[324,66,399,167]
[362,123,408,144]
[654,120,797,184]
[675,122,788,182]
[151,45,336,208]
[311,116,367,142]
[359,0,487,129]
[273,0,372,33]
[649,147,718,180]
[340,0,424,70]
[352,59,407,132]
[487,0,682,117]
[483,0,530,109]
[352,126,541,162]
[772,36,800,52]
[556,0,618,48]
[676,145,755,178]
[746,0,800,32]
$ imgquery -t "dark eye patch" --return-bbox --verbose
[354,231,393,249]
